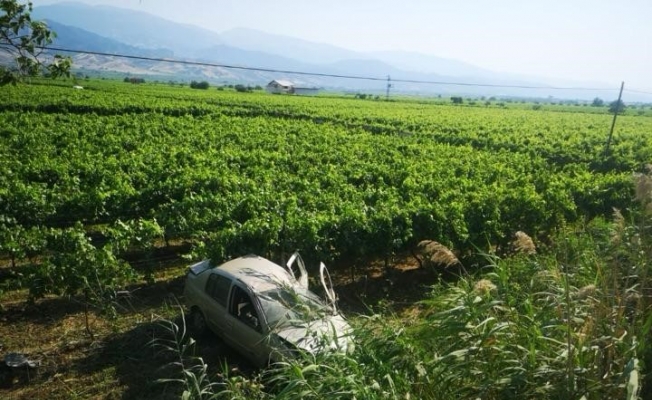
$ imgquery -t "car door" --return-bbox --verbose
[286,251,308,289]
[222,283,269,366]
[320,262,338,313]
[202,272,232,337]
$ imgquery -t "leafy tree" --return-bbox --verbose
[609,99,626,115]
[190,80,209,89]
[591,97,604,107]
[0,0,71,84]
[234,83,250,92]
[450,96,463,104]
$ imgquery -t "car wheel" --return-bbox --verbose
[189,308,208,337]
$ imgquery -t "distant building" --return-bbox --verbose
[266,80,295,94]
[266,80,320,96]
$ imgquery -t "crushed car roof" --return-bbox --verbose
[216,255,297,293]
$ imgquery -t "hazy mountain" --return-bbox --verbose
[45,20,173,58]
[220,29,500,80]
[29,3,544,84]
[195,44,312,72]
[28,3,628,100]
[325,58,404,77]
[33,2,222,56]
[367,50,496,78]
[220,28,361,65]
[216,28,567,88]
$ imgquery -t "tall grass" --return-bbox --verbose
[158,172,652,399]
[153,308,267,400]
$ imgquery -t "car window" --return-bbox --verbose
[229,285,262,332]
[205,273,231,307]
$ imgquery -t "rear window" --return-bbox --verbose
[205,273,231,307]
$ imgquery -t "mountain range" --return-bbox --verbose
[29,2,621,100]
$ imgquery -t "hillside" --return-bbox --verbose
[28,3,629,100]
[33,1,223,55]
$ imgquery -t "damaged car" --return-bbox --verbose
[183,252,352,367]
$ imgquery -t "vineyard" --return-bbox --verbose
[1,80,652,399]
[1,82,648,264]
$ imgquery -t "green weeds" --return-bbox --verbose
[158,172,652,399]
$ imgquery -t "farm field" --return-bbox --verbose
[1,80,652,399]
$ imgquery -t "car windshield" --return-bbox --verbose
[258,286,332,328]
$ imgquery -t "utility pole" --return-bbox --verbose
[604,81,625,157]
[386,75,392,100]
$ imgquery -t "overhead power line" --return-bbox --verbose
[625,88,652,96]
[39,46,645,93]
[40,46,387,81]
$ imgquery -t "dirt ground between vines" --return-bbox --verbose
[0,252,441,400]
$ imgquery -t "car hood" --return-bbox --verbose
[275,314,353,354]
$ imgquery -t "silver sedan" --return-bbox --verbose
[183,253,352,367]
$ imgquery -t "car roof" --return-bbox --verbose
[217,255,297,293]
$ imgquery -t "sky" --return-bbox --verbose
[31,0,652,92]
